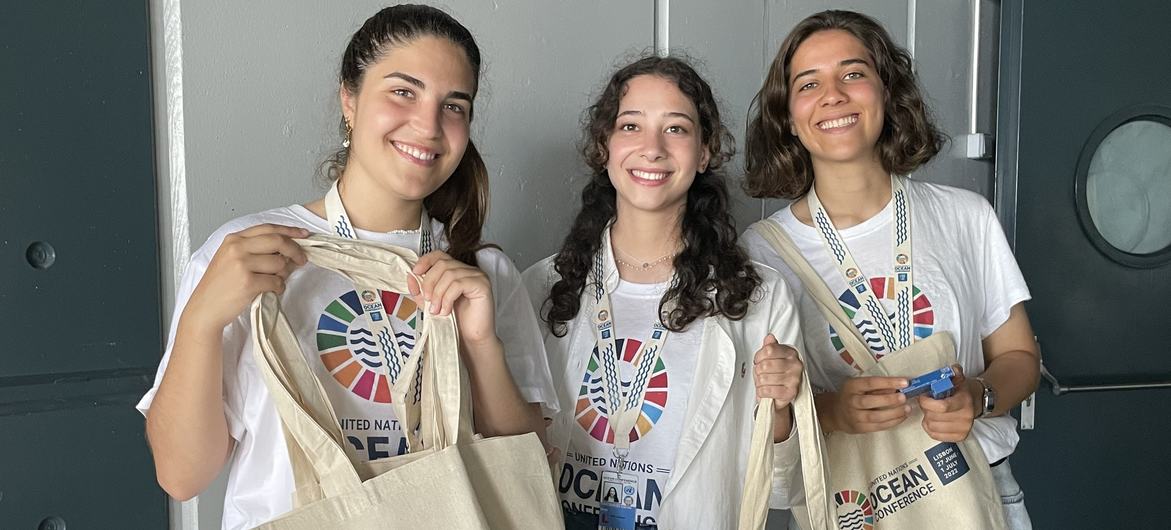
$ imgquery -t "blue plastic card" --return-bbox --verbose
[599,503,636,530]
[901,366,956,399]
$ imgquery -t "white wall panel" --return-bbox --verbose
[671,0,768,230]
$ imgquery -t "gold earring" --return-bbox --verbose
[342,120,352,148]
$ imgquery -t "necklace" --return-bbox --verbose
[612,245,678,271]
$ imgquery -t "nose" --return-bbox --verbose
[410,102,443,139]
[639,131,667,162]
[819,80,848,107]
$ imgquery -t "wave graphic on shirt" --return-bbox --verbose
[315,289,420,403]
[575,337,669,443]
[830,277,934,370]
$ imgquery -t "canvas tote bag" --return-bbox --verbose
[746,219,1007,530]
[249,234,563,529]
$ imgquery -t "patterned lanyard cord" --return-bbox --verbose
[325,180,432,399]
[591,252,674,463]
[808,175,915,355]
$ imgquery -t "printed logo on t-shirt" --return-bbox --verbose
[833,490,875,530]
[831,277,934,370]
[314,289,420,402]
[575,337,669,442]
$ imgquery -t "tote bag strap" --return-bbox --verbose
[738,350,834,529]
[249,235,468,498]
[750,220,877,371]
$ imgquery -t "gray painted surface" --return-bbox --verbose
[154,1,1000,528]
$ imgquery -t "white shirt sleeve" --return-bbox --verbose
[976,200,1032,338]
[135,234,249,442]
[479,249,559,413]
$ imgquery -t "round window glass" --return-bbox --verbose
[1085,119,1171,255]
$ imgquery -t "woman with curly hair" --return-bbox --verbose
[741,9,1039,529]
[523,55,806,529]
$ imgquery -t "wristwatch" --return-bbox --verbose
[974,377,996,418]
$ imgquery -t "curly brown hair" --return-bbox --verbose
[743,9,945,199]
[543,55,761,337]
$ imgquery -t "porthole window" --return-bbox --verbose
[1075,106,1171,268]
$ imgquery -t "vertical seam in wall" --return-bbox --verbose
[159,0,195,526]
[654,0,669,56]
[164,0,191,291]
[968,0,981,134]
[907,0,917,59]
[760,0,769,220]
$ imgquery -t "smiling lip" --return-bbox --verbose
[816,113,859,131]
[392,141,440,167]
[628,168,672,186]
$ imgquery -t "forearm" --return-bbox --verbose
[145,316,233,500]
[773,406,794,442]
[813,392,841,434]
[976,349,1039,416]
[463,338,543,438]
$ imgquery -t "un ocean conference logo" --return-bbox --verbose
[315,289,419,403]
[575,338,669,443]
[831,277,934,370]
[834,490,875,530]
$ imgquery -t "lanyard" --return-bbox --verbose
[324,180,432,414]
[589,252,674,466]
[807,175,914,355]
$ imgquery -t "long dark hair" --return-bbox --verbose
[320,4,488,265]
[544,55,761,337]
[743,9,945,199]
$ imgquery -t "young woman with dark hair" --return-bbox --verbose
[524,55,806,529]
[742,9,1039,529]
[137,5,555,528]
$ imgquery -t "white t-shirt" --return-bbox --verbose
[741,178,1031,462]
[136,205,557,530]
[558,279,701,526]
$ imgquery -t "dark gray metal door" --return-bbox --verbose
[997,1,1171,528]
[0,1,166,527]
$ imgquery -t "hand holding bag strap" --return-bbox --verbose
[750,220,876,371]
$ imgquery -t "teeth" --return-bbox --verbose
[631,169,670,181]
[818,115,859,130]
[394,142,438,161]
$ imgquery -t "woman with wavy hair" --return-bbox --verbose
[524,55,805,529]
[137,5,555,528]
[742,9,1039,529]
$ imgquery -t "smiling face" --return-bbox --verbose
[787,29,886,170]
[605,75,710,218]
[340,35,475,205]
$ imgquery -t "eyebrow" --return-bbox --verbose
[384,71,473,102]
[616,109,696,123]
[791,58,871,83]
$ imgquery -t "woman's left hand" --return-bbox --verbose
[410,251,498,354]
[753,334,803,409]
[918,364,977,442]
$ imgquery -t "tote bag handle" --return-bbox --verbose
[250,235,470,498]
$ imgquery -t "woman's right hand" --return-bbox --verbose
[820,375,910,434]
[182,224,310,333]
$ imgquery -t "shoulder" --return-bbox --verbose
[190,206,314,263]
[906,178,994,219]
[471,246,535,302]
[520,254,560,298]
[747,261,797,312]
